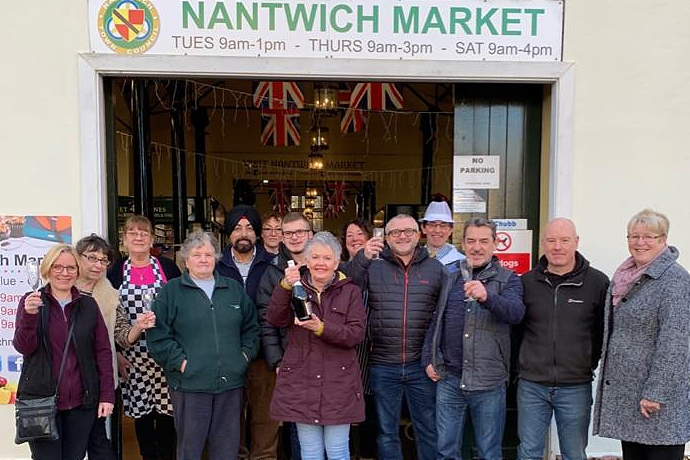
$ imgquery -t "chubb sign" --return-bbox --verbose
[89,0,563,61]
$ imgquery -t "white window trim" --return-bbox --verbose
[78,54,574,235]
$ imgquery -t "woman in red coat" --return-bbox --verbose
[267,231,366,460]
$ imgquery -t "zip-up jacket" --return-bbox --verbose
[346,245,445,365]
[518,252,609,385]
[256,244,293,369]
[267,272,366,425]
[217,245,274,303]
[422,257,525,390]
[147,272,260,393]
[14,285,115,409]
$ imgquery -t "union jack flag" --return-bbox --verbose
[253,81,305,109]
[339,87,367,133]
[350,83,403,111]
[323,181,349,218]
[260,109,301,146]
[268,181,291,214]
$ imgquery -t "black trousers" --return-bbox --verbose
[134,411,176,460]
[29,406,96,460]
[87,416,116,460]
[621,440,685,460]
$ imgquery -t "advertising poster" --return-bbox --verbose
[0,215,72,404]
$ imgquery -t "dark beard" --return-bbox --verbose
[233,239,254,254]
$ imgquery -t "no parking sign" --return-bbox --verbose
[494,230,532,275]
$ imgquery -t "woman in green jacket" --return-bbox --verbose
[148,230,260,460]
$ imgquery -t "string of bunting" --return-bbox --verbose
[116,131,453,188]
[135,78,455,148]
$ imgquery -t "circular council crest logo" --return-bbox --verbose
[98,0,160,54]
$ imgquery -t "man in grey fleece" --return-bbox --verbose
[423,217,525,460]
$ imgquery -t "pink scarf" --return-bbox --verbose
[611,245,667,306]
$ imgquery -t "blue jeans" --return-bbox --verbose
[436,374,506,460]
[517,379,593,460]
[369,362,437,460]
[295,423,350,460]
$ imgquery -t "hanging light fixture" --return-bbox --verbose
[313,83,338,116]
[308,151,324,170]
[306,187,319,198]
[309,122,329,152]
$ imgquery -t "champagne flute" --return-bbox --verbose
[372,228,385,260]
[459,259,475,302]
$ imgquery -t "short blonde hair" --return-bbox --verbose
[627,209,670,237]
[124,215,153,234]
[40,244,79,280]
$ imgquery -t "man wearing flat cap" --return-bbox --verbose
[420,197,465,273]
[217,204,280,460]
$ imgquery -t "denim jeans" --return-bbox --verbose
[295,423,350,460]
[516,379,593,460]
[436,374,506,460]
[369,361,437,460]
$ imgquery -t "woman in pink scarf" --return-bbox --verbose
[593,209,690,460]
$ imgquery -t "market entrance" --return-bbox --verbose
[104,77,544,459]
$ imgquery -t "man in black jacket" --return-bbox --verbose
[347,214,445,460]
[516,218,609,460]
[216,204,278,460]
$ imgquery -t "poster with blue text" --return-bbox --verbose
[0,215,72,404]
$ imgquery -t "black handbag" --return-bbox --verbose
[15,319,74,444]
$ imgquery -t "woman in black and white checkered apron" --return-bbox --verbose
[110,215,181,460]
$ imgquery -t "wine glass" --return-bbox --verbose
[26,260,41,292]
[372,228,385,260]
[141,288,156,328]
[26,259,43,307]
[459,259,475,302]
[142,288,156,312]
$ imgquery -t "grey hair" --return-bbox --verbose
[463,218,497,240]
[385,214,419,233]
[179,230,221,261]
[304,231,342,261]
[627,209,670,237]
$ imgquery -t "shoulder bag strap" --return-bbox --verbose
[54,318,75,398]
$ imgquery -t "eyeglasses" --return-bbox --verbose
[283,229,311,238]
[126,230,151,239]
[626,234,663,243]
[262,227,282,234]
[424,222,452,230]
[51,264,78,274]
[81,254,110,266]
[387,228,418,238]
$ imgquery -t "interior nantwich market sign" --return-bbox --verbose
[89,0,563,61]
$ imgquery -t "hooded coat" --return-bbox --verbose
[266,272,366,425]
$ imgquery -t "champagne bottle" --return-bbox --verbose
[287,260,312,321]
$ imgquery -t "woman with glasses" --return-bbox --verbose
[75,234,120,460]
[593,209,690,460]
[108,215,181,460]
[267,231,365,460]
[13,244,115,460]
[261,211,284,255]
[339,219,377,460]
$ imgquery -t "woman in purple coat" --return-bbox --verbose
[267,231,366,460]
